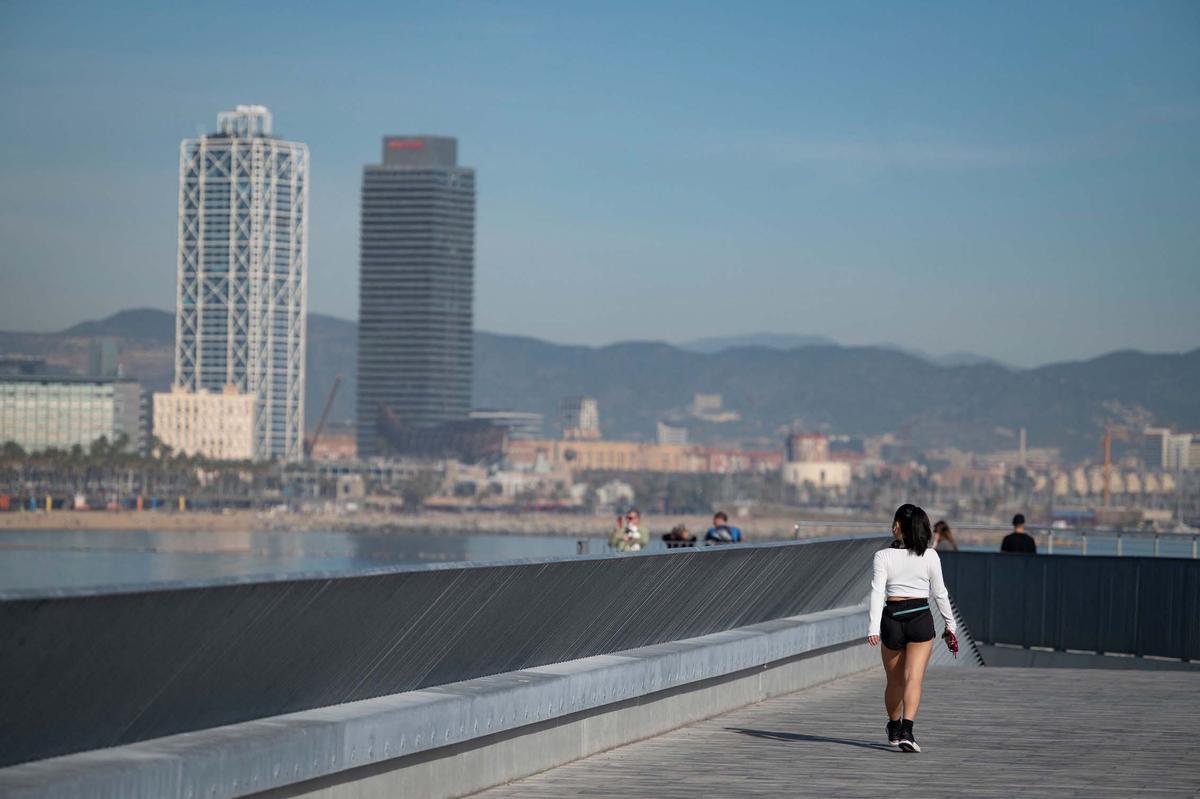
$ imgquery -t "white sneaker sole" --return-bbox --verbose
[898,740,921,753]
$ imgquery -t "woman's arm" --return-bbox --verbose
[927,551,957,634]
[868,550,887,640]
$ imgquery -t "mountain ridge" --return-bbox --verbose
[2,308,1196,459]
[22,307,1183,371]
[680,332,1008,369]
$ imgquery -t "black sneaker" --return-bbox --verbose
[886,719,901,746]
[898,719,921,753]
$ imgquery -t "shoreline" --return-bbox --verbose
[3,510,1142,554]
[0,509,1019,549]
[0,508,880,540]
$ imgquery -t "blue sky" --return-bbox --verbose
[0,0,1197,366]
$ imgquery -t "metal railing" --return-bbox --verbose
[788,519,1200,559]
[941,551,1200,662]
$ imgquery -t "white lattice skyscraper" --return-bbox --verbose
[174,105,308,460]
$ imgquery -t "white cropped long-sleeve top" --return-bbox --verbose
[868,546,956,636]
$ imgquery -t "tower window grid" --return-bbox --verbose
[175,106,307,460]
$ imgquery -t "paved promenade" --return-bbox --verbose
[476,667,1200,798]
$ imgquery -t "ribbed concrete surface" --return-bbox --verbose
[0,537,886,767]
[475,667,1200,798]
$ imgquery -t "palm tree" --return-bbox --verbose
[1,441,26,461]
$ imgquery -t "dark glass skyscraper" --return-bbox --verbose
[357,136,475,457]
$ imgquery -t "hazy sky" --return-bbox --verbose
[1,1,1197,367]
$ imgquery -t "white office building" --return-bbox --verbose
[175,105,308,460]
[560,397,600,440]
[0,376,142,453]
[656,421,689,446]
[1143,427,1200,471]
[1168,433,1198,471]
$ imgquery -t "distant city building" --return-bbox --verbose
[862,433,899,461]
[509,439,702,473]
[879,441,916,464]
[138,389,153,454]
[1140,428,1172,469]
[976,448,1060,471]
[175,105,308,461]
[1136,428,1197,471]
[560,396,600,440]
[828,435,867,458]
[782,461,852,489]
[691,393,722,416]
[308,420,357,461]
[0,375,141,453]
[357,136,475,458]
[89,338,120,377]
[656,421,688,446]
[781,432,852,488]
[689,393,740,423]
[376,413,503,462]
[1168,433,1198,471]
[153,385,256,461]
[933,465,1006,492]
[701,447,784,474]
[0,356,47,376]
[309,433,357,461]
[470,410,544,441]
[785,433,829,463]
[1075,465,1181,496]
[505,439,781,475]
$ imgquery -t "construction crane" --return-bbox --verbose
[1101,426,1136,508]
[305,374,343,459]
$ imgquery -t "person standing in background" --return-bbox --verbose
[932,520,959,551]
[1001,513,1037,553]
[610,508,648,552]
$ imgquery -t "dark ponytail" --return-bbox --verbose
[893,503,932,555]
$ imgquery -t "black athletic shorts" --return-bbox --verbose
[880,598,935,650]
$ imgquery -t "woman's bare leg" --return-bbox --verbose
[901,639,934,719]
[880,644,905,720]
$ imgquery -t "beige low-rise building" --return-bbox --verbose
[507,439,783,475]
[782,461,852,490]
[153,385,255,461]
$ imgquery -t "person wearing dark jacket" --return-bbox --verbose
[1001,513,1037,553]
[662,524,697,548]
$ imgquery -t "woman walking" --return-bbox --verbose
[867,504,958,752]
